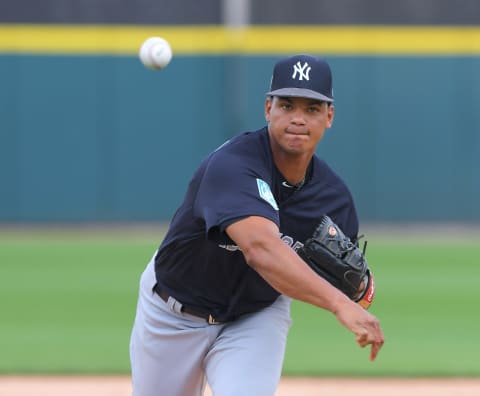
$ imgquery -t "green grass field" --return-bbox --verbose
[0,226,479,376]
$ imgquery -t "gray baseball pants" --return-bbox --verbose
[130,255,292,396]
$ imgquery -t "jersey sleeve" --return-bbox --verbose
[193,151,280,242]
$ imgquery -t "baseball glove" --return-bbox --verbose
[297,215,375,309]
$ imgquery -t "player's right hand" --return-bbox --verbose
[334,300,384,361]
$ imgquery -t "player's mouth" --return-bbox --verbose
[285,128,309,136]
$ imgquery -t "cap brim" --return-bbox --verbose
[266,87,334,103]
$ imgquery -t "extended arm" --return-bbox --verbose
[226,215,384,361]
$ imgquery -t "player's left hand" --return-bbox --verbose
[297,215,375,309]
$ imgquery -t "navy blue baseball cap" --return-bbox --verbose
[266,54,334,103]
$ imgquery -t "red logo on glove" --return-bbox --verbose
[358,274,375,310]
[328,226,337,236]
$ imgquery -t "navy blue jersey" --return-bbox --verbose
[154,127,358,321]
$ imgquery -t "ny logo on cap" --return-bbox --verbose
[292,61,311,81]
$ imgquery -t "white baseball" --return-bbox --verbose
[139,37,172,70]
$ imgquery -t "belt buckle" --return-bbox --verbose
[208,314,218,325]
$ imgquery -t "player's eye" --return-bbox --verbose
[281,103,293,110]
[307,106,320,113]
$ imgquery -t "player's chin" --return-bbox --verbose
[281,143,307,155]
[283,134,310,152]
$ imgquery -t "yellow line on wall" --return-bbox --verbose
[1,24,480,55]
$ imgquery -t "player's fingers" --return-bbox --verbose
[368,324,385,361]
[370,338,384,361]
[356,321,385,357]
[355,331,368,347]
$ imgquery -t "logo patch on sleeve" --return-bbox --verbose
[256,179,279,211]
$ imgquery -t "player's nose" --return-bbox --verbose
[290,110,306,125]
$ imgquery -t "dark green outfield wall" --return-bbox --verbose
[0,55,229,221]
[1,54,479,222]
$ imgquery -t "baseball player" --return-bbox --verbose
[130,54,384,396]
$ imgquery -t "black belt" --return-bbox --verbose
[153,284,223,325]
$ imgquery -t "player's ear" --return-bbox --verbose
[326,104,335,128]
[264,97,273,122]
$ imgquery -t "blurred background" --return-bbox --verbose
[1,0,479,224]
[1,0,480,380]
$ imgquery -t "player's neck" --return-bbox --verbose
[273,154,311,186]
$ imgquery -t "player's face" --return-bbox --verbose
[265,96,334,156]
